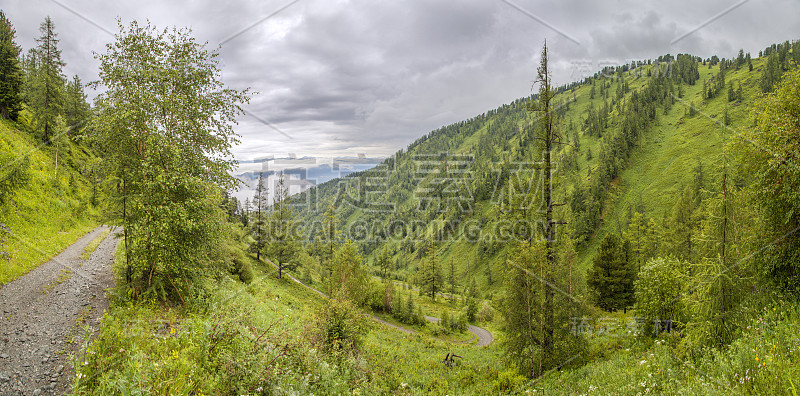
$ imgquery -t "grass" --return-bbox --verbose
[70,56,799,394]
[73,245,515,395]
[526,301,800,395]
[0,113,100,285]
[81,228,111,261]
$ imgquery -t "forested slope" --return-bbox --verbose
[292,43,792,299]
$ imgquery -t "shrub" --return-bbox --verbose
[634,257,687,335]
[308,297,371,353]
[477,301,495,323]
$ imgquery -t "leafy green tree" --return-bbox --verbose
[267,172,300,279]
[329,242,368,303]
[634,257,687,335]
[587,234,635,311]
[308,296,370,353]
[0,11,23,120]
[28,16,65,142]
[90,20,250,301]
[744,66,800,292]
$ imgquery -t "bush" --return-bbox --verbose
[237,261,254,284]
[634,257,687,335]
[477,301,495,323]
[308,297,371,353]
[364,280,385,312]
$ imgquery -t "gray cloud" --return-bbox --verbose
[4,0,799,161]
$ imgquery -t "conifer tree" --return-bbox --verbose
[419,242,443,301]
[64,74,90,134]
[267,172,300,279]
[29,16,65,142]
[587,234,635,311]
[502,41,583,378]
[250,172,268,260]
[0,11,23,120]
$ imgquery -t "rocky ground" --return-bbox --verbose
[0,226,118,395]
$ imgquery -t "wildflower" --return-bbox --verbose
[76,373,84,379]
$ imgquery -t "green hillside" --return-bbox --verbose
[0,112,100,285]
[292,51,766,296]
[5,10,800,393]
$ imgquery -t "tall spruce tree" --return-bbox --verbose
[250,172,268,260]
[503,41,583,379]
[30,16,65,142]
[267,172,300,279]
[64,74,90,134]
[587,234,636,311]
[0,11,23,120]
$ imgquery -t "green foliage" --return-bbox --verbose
[0,114,99,285]
[760,52,784,93]
[376,244,392,279]
[418,243,443,301]
[502,240,584,378]
[27,16,65,142]
[90,20,250,302]
[328,242,368,303]
[0,142,29,206]
[0,11,23,120]
[634,257,687,334]
[587,233,635,311]
[741,65,800,292]
[309,297,371,353]
[74,265,374,395]
[249,172,268,259]
[63,74,90,136]
[266,172,300,278]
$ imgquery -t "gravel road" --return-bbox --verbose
[0,226,118,395]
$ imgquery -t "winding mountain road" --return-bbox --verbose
[261,257,493,346]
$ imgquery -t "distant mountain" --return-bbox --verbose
[232,155,385,202]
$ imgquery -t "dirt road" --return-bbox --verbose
[0,226,118,395]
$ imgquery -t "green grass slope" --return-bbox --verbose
[293,53,770,300]
[0,112,100,285]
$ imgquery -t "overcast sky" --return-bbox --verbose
[5,0,799,163]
